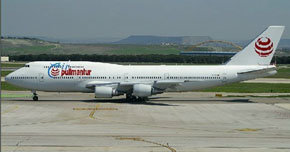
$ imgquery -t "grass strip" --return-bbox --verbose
[1,94,31,98]
[1,63,25,68]
[1,82,28,91]
[1,71,13,77]
[267,68,290,79]
[201,83,290,93]
[226,95,290,98]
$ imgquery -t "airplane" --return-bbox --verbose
[5,26,285,101]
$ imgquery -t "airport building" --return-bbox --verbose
[1,56,9,62]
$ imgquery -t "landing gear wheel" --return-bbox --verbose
[143,97,149,102]
[126,94,131,101]
[126,94,137,102]
[137,97,148,102]
[131,96,137,102]
[33,96,38,101]
[126,93,132,100]
[31,91,38,101]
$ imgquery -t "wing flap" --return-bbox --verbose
[85,80,187,91]
[85,81,119,89]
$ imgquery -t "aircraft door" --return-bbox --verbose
[39,73,44,83]
[78,76,84,81]
[164,73,169,80]
[124,73,129,82]
[221,73,227,83]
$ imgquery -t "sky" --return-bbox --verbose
[2,0,290,40]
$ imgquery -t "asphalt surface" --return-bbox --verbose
[1,91,290,152]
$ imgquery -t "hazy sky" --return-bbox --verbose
[2,0,290,40]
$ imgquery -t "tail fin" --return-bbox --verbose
[226,26,285,65]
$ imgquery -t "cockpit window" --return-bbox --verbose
[25,64,30,67]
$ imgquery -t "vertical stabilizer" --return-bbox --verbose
[226,26,284,65]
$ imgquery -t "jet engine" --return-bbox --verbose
[94,86,119,98]
[132,84,154,97]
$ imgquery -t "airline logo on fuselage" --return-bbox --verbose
[48,63,92,78]
[255,37,273,57]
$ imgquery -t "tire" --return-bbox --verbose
[33,96,38,101]
[126,94,137,102]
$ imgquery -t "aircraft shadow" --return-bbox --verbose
[151,98,254,103]
[84,98,178,106]
[3,97,253,105]
[3,97,177,106]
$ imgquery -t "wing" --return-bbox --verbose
[85,80,187,92]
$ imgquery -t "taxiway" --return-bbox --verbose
[1,91,290,152]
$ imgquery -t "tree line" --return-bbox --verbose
[9,54,290,64]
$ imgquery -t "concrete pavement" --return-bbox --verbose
[1,91,290,152]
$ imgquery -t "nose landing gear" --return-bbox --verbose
[33,95,38,101]
[32,91,38,101]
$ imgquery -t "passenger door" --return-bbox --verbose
[221,73,227,83]
[164,73,169,80]
[39,73,44,83]
[124,73,129,82]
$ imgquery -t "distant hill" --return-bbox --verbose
[2,36,289,56]
[1,37,182,56]
[113,35,212,45]
[2,35,123,44]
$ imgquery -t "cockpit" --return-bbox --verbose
[5,63,35,88]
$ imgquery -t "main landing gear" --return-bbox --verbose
[32,91,38,101]
[126,93,149,102]
[126,93,137,101]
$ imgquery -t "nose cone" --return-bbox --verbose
[5,72,15,84]
[5,73,12,83]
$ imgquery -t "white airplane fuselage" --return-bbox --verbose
[5,61,276,93]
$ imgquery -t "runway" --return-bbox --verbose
[1,91,290,152]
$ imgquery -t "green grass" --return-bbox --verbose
[267,68,290,79]
[2,45,56,55]
[110,62,213,65]
[1,82,28,91]
[1,63,25,68]
[1,94,32,98]
[1,71,12,77]
[226,95,290,98]
[201,83,290,93]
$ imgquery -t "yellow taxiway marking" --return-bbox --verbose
[73,104,118,119]
[116,137,177,152]
[236,128,261,132]
[1,106,19,115]
[89,105,99,119]
[73,108,118,110]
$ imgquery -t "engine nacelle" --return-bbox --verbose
[132,84,153,97]
[95,86,118,98]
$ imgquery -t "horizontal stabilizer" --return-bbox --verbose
[237,67,276,75]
